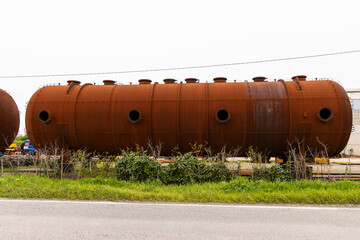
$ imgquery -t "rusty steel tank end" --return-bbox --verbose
[0,89,20,151]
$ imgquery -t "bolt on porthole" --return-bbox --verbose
[216,109,230,123]
[128,109,141,123]
[318,107,333,122]
[38,110,51,124]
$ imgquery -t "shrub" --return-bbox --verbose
[161,153,208,184]
[161,153,233,185]
[252,164,291,182]
[209,162,234,182]
[116,151,233,184]
[115,151,160,182]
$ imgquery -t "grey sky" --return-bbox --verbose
[0,0,359,134]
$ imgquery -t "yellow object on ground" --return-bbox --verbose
[275,157,329,164]
[315,157,329,164]
[5,143,17,152]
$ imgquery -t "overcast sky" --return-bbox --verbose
[0,0,359,135]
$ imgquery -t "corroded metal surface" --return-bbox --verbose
[0,89,19,151]
[25,77,352,157]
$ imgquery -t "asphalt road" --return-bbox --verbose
[0,199,359,240]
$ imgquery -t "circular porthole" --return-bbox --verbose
[38,110,51,124]
[216,109,230,123]
[318,107,333,122]
[128,109,141,123]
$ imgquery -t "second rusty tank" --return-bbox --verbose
[25,76,352,157]
[0,88,20,151]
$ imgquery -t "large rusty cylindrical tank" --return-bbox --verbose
[0,89,20,151]
[25,76,352,157]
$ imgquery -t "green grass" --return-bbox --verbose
[1,175,360,204]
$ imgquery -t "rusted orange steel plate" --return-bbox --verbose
[25,76,352,157]
[0,89,20,151]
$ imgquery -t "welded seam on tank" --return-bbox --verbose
[72,84,92,149]
[298,78,307,154]
[66,82,74,94]
[278,80,291,144]
[176,82,182,152]
[109,85,117,151]
[241,83,246,151]
[205,82,209,145]
[150,83,157,146]
[271,83,277,153]
[245,81,251,148]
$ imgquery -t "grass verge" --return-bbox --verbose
[1,175,360,204]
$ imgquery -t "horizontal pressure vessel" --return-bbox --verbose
[25,76,352,157]
[0,89,20,151]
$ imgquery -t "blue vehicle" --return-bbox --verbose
[21,140,36,155]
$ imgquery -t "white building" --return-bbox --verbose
[343,89,360,156]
